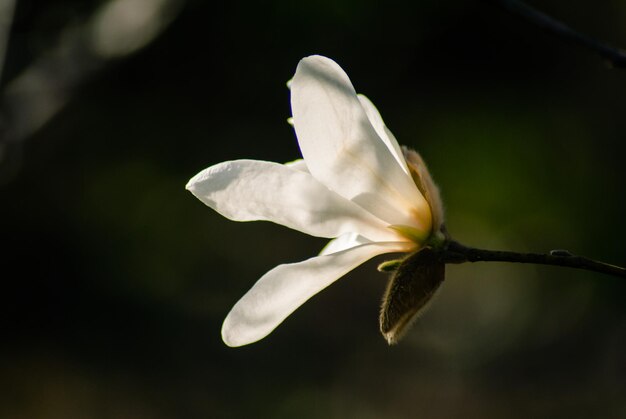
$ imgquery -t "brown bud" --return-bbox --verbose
[379,247,445,345]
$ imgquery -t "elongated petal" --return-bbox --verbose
[318,232,371,256]
[186,159,399,242]
[357,94,409,176]
[291,56,431,234]
[221,241,414,347]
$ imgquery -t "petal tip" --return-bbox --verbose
[185,167,211,193]
[221,319,247,348]
[296,55,342,76]
[184,178,196,192]
[301,54,331,62]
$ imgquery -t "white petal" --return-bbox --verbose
[283,158,308,172]
[291,56,431,233]
[221,241,414,347]
[186,159,399,242]
[318,232,371,255]
[357,94,409,176]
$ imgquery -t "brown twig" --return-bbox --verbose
[444,240,626,278]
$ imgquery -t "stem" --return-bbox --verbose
[444,240,626,278]
[495,0,626,68]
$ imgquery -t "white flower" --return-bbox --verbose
[186,55,444,347]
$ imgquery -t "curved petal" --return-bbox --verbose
[318,232,371,256]
[402,147,445,232]
[186,159,399,242]
[357,94,409,176]
[221,240,414,347]
[291,55,431,234]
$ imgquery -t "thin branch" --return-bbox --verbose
[495,0,626,68]
[444,240,626,278]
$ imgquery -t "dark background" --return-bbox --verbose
[2,0,625,417]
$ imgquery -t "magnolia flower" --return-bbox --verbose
[186,55,445,347]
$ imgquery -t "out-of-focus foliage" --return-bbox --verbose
[1,0,625,418]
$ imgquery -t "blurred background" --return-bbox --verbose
[1,0,625,417]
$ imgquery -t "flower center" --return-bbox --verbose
[388,223,430,245]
